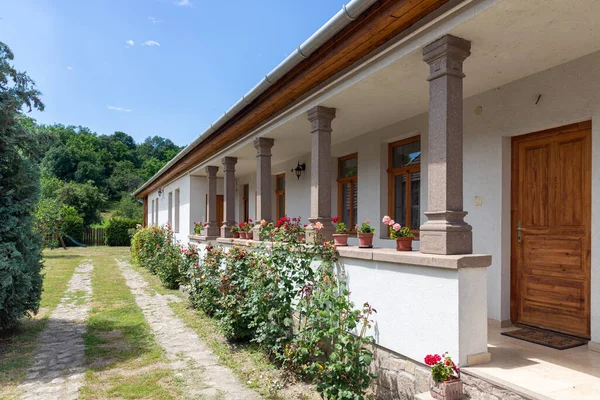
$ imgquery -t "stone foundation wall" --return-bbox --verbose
[370,344,532,400]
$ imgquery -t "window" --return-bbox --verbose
[151,199,155,225]
[154,197,159,225]
[168,192,173,226]
[174,189,180,233]
[242,184,249,222]
[337,153,358,232]
[388,136,421,234]
[275,173,286,220]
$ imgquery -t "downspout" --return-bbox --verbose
[134,0,378,197]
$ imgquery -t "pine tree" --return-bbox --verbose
[0,41,45,331]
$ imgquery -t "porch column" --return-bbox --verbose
[305,106,336,243]
[420,34,473,255]
[204,165,219,238]
[252,137,274,240]
[220,157,237,238]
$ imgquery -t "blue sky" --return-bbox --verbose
[0,0,344,146]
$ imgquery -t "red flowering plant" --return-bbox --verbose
[332,216,347,234]
[193,221,203,234]
[273,216,305,242]
[424,352,460,382]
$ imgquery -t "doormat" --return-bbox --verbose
[501,327,588,350]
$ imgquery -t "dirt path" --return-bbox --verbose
[117,259,261,400]
[18,262,94,400]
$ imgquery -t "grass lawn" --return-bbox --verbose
[0,247,85,398]
[78,247,181,400]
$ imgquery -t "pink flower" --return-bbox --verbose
[382,216,391,224]
[365,218,371,224]
[314,222,324,230]
[389,219,395,226]
[393,223,401,231]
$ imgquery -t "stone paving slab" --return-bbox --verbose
[18,262,94,400]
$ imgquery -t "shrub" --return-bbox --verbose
[0,41,44,331]
[105,217,140,246]
[59,205,84,245]
[134,229,377,399]
[185,244,223,316]
[131,225,183,289]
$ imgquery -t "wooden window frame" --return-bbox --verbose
[337,153,358,234]
[387,136,421,237]
[242,184,249,222]
[275,173,286,220]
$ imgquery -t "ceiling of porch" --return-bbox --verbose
[190,0,600,178]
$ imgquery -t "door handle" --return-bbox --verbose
[517,220,526,243]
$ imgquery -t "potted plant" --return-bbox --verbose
[243,219,253,239]
[355,219,375,248]
[382,215,415,251]
[193,222,203,235]
[424,353,462,400]
[230,224,240,238]
[332,216,349,246]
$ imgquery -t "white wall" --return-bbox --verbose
[176,50,600,339]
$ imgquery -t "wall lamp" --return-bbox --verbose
[158,188,164,197]
[292,162,306,180]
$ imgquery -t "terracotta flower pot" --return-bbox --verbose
[357,232,374,248]
[430,377,463,400]
[333,234,349,246]
[232,232,240,238]
[239,231,247,239]
[395,237,413,251]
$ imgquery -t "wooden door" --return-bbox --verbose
[216,195,224,228]
[511,121,591,338]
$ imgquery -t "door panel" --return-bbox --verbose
[512,121,591,338]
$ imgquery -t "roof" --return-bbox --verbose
[134,0,449,198]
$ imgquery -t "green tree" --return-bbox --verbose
[58,181,106,226]
[0,41,44,331]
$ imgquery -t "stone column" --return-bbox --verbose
[252,137,274,240]
[305,106,336,243]
[204,165,219,238]
[420,34,472,255]
[220,157,237,238]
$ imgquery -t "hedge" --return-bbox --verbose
[59,206,84,245]
[105,217,140,246]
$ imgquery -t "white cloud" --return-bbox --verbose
[107,106,132,113]
[149,16,161,24]
[125,39,135,47]
[66,66,73,70]
[176,0,192,6]
[142,40,160,47]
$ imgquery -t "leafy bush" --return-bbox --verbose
[59,205,84,245]
[183,240,376,399]
[113,194,143,220]
[131,225,183,289]
[133,224,378,398]
[0,41,44,331]
[105,217,140,246]
[57,180,106,226]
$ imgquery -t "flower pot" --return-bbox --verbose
[232,232,240,239]
[395,237,413,251]
[239,232,247,239]
[333,234,349,246]
[430,377,463,400]
[357,232,374,248]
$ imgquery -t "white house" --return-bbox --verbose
[135,0,600,398]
